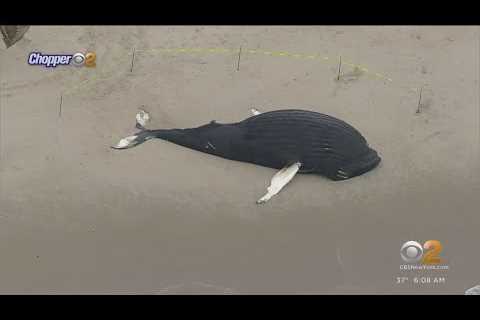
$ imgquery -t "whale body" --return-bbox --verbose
[132,109,381,181]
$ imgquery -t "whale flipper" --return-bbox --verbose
[251,108,261,116]
[257,162,301,204]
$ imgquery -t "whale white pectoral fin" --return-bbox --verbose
[257,162,301,204]
[251,108,261,116]
[112,135,138,149]
[135,109,150,129]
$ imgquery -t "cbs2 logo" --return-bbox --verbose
[400,240,443,265]
[72,52,96,67]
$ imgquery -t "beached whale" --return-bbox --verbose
[112,108,381,203]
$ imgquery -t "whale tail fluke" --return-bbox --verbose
[111,109,153,149]
[135,108,150,130]
[111,131,155,149]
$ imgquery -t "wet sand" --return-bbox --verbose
[0,26,478,294]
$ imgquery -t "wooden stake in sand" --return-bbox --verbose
[236,46,242,71]
[59,94,63,117]
[337,56,342,81]
[130,48,136,73]
[416,86,423,114]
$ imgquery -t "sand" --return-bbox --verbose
[0,26,478,294]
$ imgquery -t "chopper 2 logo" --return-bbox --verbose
[28,51,96,68]
[400,240,443,265]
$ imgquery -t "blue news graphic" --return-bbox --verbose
[28,52,73,68]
